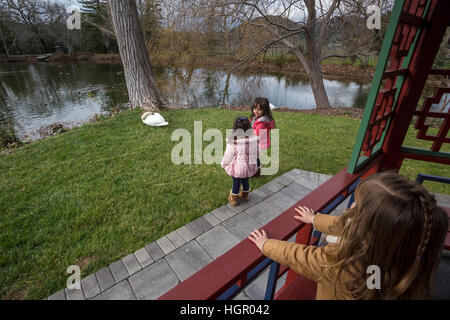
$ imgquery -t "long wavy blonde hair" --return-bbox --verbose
[326,171,448,299]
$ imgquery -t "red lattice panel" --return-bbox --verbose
[362,88,397,156]
[414,87,450,152]
[361,0,428,158]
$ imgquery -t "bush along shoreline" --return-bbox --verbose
[2,52,375,82]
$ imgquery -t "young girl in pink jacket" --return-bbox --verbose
[221,117,259,206]
[249,97,275,176]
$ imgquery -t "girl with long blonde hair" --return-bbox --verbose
[249,171,448,299]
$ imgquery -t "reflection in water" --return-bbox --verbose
[0,62,128,140]
[352,84,370,108]
[0,62,369,140]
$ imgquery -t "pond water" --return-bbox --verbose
[0,62,369,140]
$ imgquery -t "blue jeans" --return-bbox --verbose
[232,177,249,194]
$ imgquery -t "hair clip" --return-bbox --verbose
[238,117,247,122]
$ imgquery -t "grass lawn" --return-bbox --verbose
[0,108,448,299]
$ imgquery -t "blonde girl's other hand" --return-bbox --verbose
[294,206,315,224]
[248,229,269,252]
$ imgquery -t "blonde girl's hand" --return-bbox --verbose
[248,229,269,252]
[294,206,315,224]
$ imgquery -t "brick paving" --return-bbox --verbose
[46,169,450,300]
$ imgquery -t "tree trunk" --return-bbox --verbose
[109,0,163,111]
[309,61,331,109]
[221,71,232,107]
[0,29,10,60]
[36,32,49,53]
[303,7,331,110]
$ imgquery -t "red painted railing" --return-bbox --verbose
[159,156,383,300]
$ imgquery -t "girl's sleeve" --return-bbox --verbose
[253,120,271,137]
[221,143,234,168]
[313,213,343,236]
[262,239,330,282]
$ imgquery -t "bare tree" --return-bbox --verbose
[320,0,393,70]
[201,0,391,109]
[109,0,164,111]
[0,4,17,58]
[215,0,340,109]
[81,0,116,39]
[3,0,50,52]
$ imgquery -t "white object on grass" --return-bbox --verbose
[269,103,277,110]
[141,112,168,126]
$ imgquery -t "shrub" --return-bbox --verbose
[0,128,19,148]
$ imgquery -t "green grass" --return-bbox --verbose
[0,108,448,299]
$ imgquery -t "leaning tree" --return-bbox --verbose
[204,0,391,110]
[109,0,164,111]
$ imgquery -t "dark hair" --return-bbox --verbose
[250,97,275,127]
[232,116,251,140]
[233,116,251,131]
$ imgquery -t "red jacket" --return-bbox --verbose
[251,116,275,150]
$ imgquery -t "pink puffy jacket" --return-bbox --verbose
[252,116,275,150]
[221,135,260,178]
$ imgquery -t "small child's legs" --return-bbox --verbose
[230,177,250,205]
[240,178,250,202]
[241,177,250,192]
[232,177,249,194]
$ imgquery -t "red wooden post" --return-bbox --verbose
[285,223,313,286]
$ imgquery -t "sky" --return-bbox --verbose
[51,0,81,6]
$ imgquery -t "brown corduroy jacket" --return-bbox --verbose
[261,213,356,300]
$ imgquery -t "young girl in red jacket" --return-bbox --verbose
[249,97,275,176]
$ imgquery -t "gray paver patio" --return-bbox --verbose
[245,200,283,225]
[94,280,137,300]
[65,287,85,300]
[244,269,287,300]
[222,212,263,240]
[95,267,115,292]
[203,212,221,227]
[110,260,129,283]
[128,259,179,300]
[145,242,165,261]
[166,229,187,248]
[81,274,101,299]
[46,168,450,300]
[196,225,241,259]
[194,216,214,232]
[165,240,213,281]
[47,289,66,300]
[185,220,204,237]
[122,253,141,276]
[156,236,176,255]
[134,247,154,268]
[176,225,196,242]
